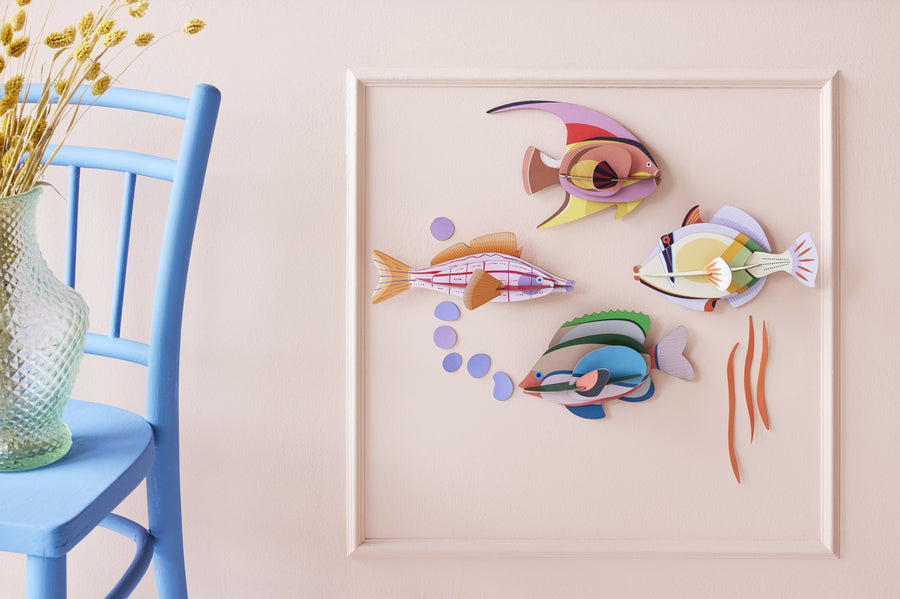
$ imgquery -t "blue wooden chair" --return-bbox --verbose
[0,84,221,598]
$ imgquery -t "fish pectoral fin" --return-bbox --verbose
[614,199,642,219]
[537,194,614,229]
[575,369,610,398]
[704,257,733,291]
[463,269,504,310]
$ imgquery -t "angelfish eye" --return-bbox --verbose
[535,371,543,379]
[645,161,653,168]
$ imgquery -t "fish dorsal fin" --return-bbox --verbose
[681,205,703,226]
[463,269,504,310]
[470,232,520,256]
[430,232,520,266]
[561,311,650,335]
[549,310,650,347]
[709,205,771,251]
[430,242,473,266]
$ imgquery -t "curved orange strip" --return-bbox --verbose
[744,315,755,441]
[757,320,770,430]
[727,342,741,484]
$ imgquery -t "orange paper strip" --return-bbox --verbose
[744,315,755,441]
[727,342,741,484]
[757,320,770,430]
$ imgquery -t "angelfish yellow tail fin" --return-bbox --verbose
[370,250,412,304]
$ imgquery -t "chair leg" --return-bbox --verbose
[147,461,188,598]
[26,555,66,599]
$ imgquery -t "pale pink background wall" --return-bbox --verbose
[1,0,898,597]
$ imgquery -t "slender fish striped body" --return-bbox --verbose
[371,233,574,310]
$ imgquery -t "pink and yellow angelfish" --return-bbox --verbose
[488,101,660,228]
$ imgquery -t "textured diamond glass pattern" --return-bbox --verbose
[0,187,88,471]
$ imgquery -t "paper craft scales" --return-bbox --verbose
[487,100,660,229]
[519,311,694,420]
[371,232,574,310]
[634,205,819,312]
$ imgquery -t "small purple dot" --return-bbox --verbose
[442,353,463,373]
[434,301,460,321]
[433,326,457,349]
[467,353,491,378]
[430,217,455,241]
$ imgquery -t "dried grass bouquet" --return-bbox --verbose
[0,0,204,197]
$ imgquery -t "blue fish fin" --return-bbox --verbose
[619,379,655,402]
[565,404,607,419]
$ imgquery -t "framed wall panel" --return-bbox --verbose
[347,69,838,558]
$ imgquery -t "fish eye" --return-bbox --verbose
[645,161,653,168]
[535,371,543,379]
[535,276,544,284]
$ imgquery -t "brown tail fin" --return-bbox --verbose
[523,146,560,194]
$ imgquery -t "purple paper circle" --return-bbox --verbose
[433,326,457,349]
[492,372,514,401]
[467,353,491,378]
[434,301,461,321]
[430,217,455,241]
[442,352,463,373]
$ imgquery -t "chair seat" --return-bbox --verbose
[0,400,154,558]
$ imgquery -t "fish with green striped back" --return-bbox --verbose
[519,311,694,419]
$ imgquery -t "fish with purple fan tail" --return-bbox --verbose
[633,205,819,312]
[518,311,693,420]
[487,101,661,228]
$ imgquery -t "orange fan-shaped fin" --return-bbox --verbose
[463,270,504,310]
[430,232,520,266]
[469,232,520,257]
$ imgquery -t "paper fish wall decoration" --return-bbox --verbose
[371,232,574,310]
[487,100,660,229]
[634,205,819,312]
[519,311,694,420]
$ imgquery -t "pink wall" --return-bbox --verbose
[2,1,898,597]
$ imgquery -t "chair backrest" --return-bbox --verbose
[23,83,221,428]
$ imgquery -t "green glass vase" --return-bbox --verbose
[0,186,89,471]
